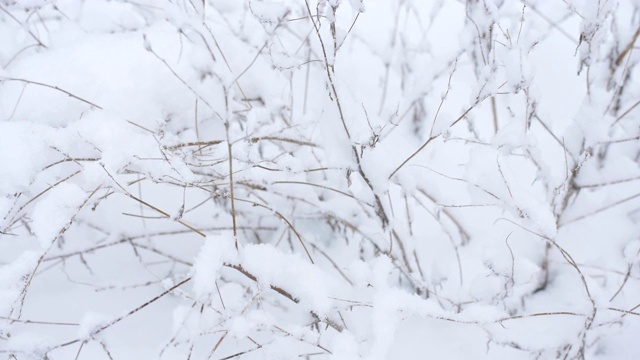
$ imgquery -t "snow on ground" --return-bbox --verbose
[1,0,639,359]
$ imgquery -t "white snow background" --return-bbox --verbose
[1,0,640,359]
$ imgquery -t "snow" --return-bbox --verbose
[0,122,52,193]
[191,233,236,301]
[31,182,87,248]
[240,243,338,315]
[0,251,38,315]
[1,0,640,359]
[250,1,289,24]
[77,312,112,341]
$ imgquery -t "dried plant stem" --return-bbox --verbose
[234,198,314,264]
[1,77,102,109]
[16,186,100,319]
[388,135,438,179]
[561,192,640,226]
[124,192,206,237]
[225,120,239,249]
[304,0,351,139]
[0,5,47,48]
[48,277,193,353]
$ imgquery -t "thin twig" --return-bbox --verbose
[1,77,102,109]
[234,198,314,263]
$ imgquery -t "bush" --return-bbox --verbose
[1,1,639,359]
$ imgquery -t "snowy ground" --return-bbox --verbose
[1,0,640,359]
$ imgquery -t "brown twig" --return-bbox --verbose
[1,77,102,109]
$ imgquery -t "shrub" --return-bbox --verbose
[1,1,639,359]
